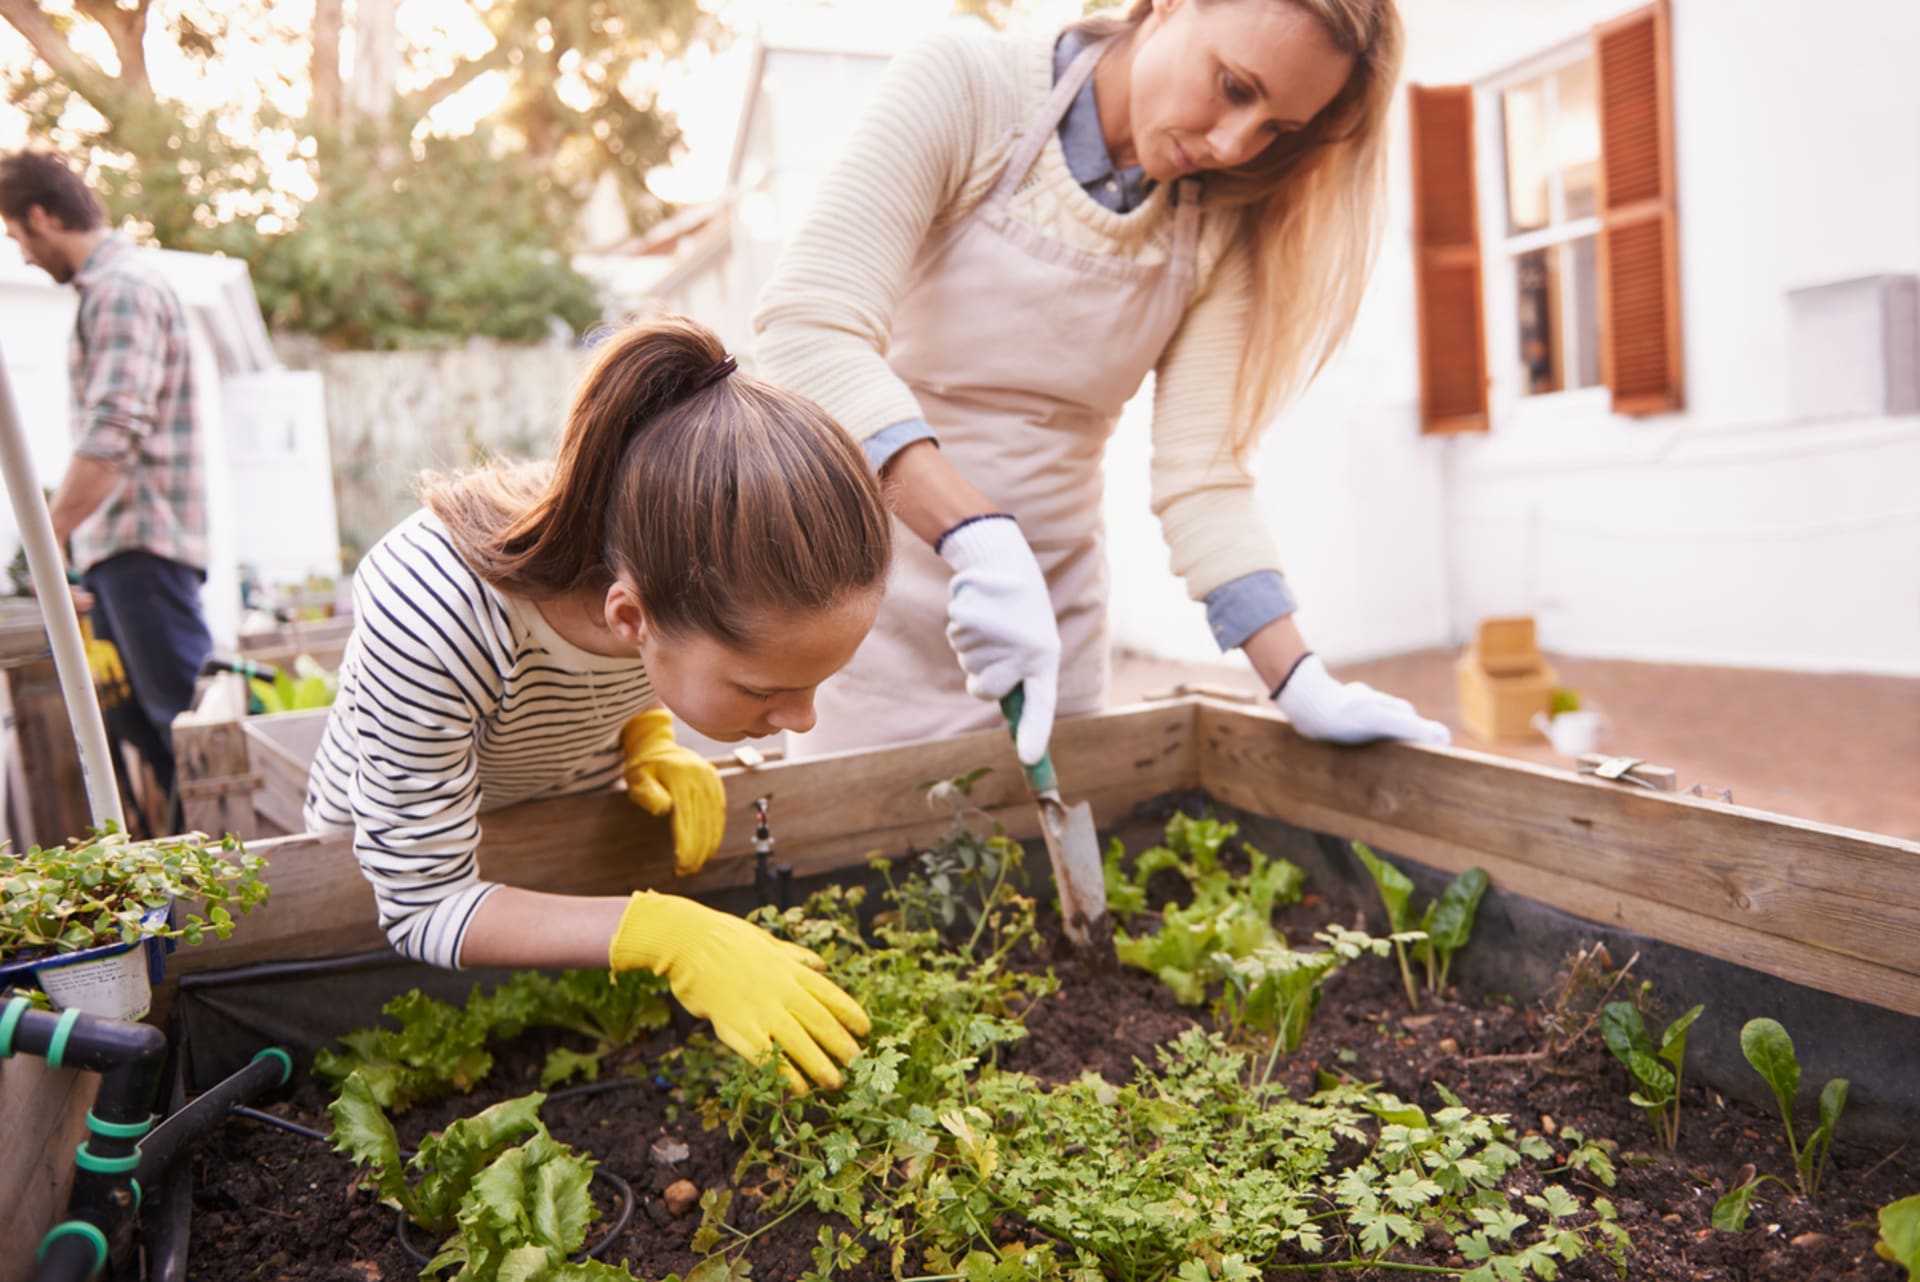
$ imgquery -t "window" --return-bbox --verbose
[1499,55,1602,397]
[1410,1,1681,432]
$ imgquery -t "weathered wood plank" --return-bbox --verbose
[1195,699,1920,1016]
[0,1056,99,1282]
[176,701,1198,972]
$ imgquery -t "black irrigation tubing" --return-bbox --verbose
[229,1074,648,1262]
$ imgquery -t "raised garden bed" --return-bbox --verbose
[131,698,1920,1280]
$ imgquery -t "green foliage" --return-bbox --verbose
[1352,842,1418,1008]
[1216,925,1395,1073]
[1351,843,1489,1005]
[313,968,671,1108]
[329,1074,548,1236]
[1110,814,1305,1005]
[1599,1001,1702,1150]
[1421,866,1491,993]
[1739,1017,1848,1198]
[1,0,708,349]
[875,769,1023,948]
[655,820,1626,1282]
[1877,1194,1920,1275]
[0,826,267,959]
[248,655,338,714]
[249,129,602,348]
[327,1075,632,1278]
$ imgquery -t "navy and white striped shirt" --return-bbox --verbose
[304,510,655,968]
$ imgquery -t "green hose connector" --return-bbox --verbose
[131,1178,142,1212]
[0,994,27,1056]
[252,1046,293,1086]
[87,1109,155,1139]
[36,1220,107,1268]
[74,1141,141,1175]
[45,1007,82,1068]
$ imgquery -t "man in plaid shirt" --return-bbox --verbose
[1,150,212,811]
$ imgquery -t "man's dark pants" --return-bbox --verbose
[82,551,213,814]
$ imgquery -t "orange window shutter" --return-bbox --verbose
[1409,84,1488,434]
[1595,0,1684,413]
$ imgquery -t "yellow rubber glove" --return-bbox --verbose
[610,891,870,1091]
[621,709,725,875]
[80,618,129,708]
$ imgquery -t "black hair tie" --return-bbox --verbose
[691,353,737,392]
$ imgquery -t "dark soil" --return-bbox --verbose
[180,891,1916,1281]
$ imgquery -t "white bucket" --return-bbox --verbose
[33,941,152,1021]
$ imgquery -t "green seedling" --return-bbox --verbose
[1351,843,1485,1008]
[1215,924,1399,1080]
[1599,1000,1703,1150]
[1876,1193,1920,1275]
[1741,1016,1849,1198]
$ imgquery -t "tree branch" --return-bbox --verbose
[399,40,516,124]
[71,0,152,98]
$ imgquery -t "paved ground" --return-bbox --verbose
[1110,647,1920,844]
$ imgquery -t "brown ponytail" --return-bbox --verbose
[422,314,891,646]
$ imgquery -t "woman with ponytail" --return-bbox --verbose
[304,314,890,1091]
[756,0,1448,766]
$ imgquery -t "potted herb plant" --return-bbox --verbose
[0,826,269,1020]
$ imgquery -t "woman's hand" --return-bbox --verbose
[622,709,725,874]
[609,891,870,1092]
[1274,654,1450,746]
[937,516,1061,765]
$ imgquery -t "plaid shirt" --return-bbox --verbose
[68,235,206,572]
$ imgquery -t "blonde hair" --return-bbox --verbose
[1072,0,1403,456]
[422,314,891,646]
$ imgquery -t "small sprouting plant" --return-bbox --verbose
[1876,1193,1920,1275]
[0,826,268,959]
[875,767,1023,949]
[1713,1017,1851,1231]
[1744,1017,1848,1197]
[1215,924,1398,1078]
[1599,1000,1703,1150]
[1351,842,1484,1009]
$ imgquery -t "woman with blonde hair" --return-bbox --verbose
[305,314,888,1090]
[756,0,1447,763]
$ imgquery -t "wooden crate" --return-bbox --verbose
[171,696,1920,1020]
[173,706,333,842]
[235,615,356,674]
[13,696,1918,1263]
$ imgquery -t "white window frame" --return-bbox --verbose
[1475,36,1612,433]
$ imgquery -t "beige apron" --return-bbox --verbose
[796,38,1203,758]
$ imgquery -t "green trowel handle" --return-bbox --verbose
[999,685,1058,794]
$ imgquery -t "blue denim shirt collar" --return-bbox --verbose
[1055,30,1154,214]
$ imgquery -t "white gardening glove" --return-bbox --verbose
[937,515,1060,766]
[1274,654,1451,746]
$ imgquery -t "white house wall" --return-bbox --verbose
[1445,0,1920,676]
[1117,0,1920,676]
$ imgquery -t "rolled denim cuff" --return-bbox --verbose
[1204,570,1298,652]
[862,418,938,473]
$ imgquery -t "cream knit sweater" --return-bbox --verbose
[752,25,1282,600]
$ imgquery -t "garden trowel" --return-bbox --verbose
[1001,685,1113,963]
